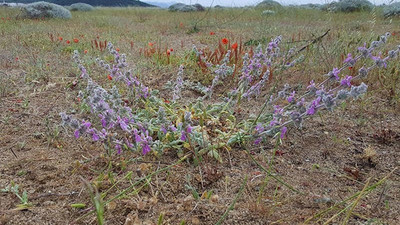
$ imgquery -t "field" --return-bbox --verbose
[0,6,399,225]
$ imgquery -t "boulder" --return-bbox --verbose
[384,2,400,18]
[22,1,72,19]
[257,0,282,9]
[168,3,200,12]
[193,3,205,11]
[69,3,95,11]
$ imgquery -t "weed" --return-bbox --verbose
[1,181,32,210]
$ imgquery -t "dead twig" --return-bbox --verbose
[286,29,331,62]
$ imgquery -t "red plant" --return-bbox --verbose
[210,32,215,35]
[222,38,229,45]
[66,40,70,44]
[58,37,63,41]
[84,50,88,54]
[91,39,107,51]
[231,42,238,50]
[73,38,79,43]
[107,74,112,80]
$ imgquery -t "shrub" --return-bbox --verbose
[335,0,373,13]
[383,2,400,18]
[69,3,95,12]
[22,1,71,19]
[321,2,338,12]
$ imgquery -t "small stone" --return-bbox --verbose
[124,211,140,225]
[183,195,194,211]
[210,194,219,203]
[43,201,55,206]
[191,217,201,225]
[107,201,117,211]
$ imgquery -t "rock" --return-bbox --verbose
[22,1,72,19]
[210,194,219,203]
[124,211,141,225]
[191,217,201,224]
[183,195,194,211]
[43,200,55,206]
[257,0,282,9]
[383,2,400,18]
[69,3,95,12]
[168,3,201,12]
[193,3,205,11]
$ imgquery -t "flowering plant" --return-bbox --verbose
[61,33,399,162]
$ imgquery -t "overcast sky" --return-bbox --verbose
[156,0,398,7]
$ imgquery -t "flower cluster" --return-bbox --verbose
[61,33,399,159]
[250,33,399,145]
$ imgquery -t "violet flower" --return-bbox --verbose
[307,97,321,115]
[328,68,340,81]
[340,75,352,87]
[280,127,287,139]
[287,91,295,103]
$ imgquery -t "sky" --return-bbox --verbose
[151,0,398,7]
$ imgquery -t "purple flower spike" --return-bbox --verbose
[280,127,287,139]
[92,133,99,141]
[340,75,353,87]
[134,129,141,143]
[344,53,353,63]
[270,119,278,127]
[307,97,321,115]
[126,140,133,148]
[371,54,387,68]
[142,143,151,155]
[307,80,315,89]
[180,131,187,141]
[186,125,192,134]
[254,138,262,145]
[83,121,91,128]
[331,68,340,81]
[169,125,177,132]
[255,123,264,133]
[115,144,122,154]
[287,91,295,103]
[161,126,167,134]
[74,129,80,139]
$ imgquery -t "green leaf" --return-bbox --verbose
[208,149,222,163]
[71,203,86,208]
[22,190,28,204]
